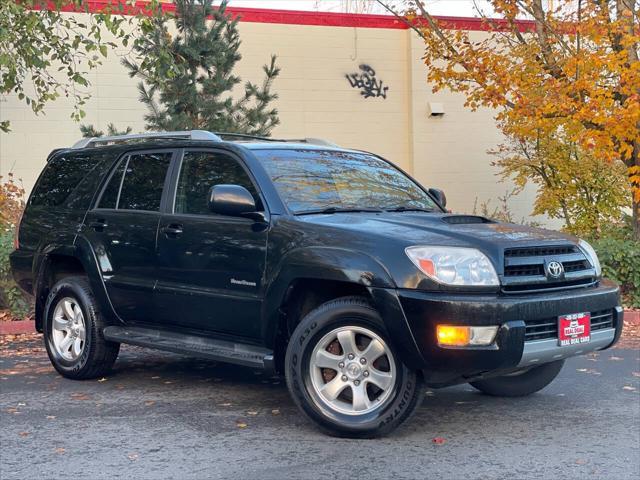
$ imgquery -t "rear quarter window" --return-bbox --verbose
[29,152,106,208]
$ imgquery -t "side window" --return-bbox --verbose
[118,152,172,211]
[174,151,261,215]
[30,153,101,207]
[97,152,172,211]
[98,157,127,209]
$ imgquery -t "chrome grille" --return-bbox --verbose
[501,244,595,293]
[524,309,615,342]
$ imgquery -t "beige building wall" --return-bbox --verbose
[0,9,542,224]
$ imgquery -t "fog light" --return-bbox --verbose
[436,325,498,347]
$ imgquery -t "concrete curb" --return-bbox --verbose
[0,320,35,335]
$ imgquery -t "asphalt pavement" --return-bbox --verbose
[1,334,639,480]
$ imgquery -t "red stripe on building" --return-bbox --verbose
[45,1,535,32]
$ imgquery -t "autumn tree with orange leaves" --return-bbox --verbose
[380,0,640,239]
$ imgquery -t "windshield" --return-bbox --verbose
[254,149,439,214]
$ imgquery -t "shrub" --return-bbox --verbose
[590,220,640,308]
[0,174,31,317]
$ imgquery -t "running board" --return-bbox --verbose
[102,326,275,372]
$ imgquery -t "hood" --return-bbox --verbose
[298,212,577,252]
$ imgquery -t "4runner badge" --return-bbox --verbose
[230,278,257,287]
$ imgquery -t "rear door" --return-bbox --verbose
[154,149,269,338]
[83,150,175,323]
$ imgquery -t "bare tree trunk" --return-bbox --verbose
[618,0,640,240]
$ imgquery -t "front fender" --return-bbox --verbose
[262,246,396,345]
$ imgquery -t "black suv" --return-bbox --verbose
[10,130,623,437]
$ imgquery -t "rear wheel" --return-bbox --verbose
[43,276,120,380]
[470,360,565,397]
[285,296,423,438]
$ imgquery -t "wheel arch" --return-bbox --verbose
[262,247,424,372]
[33,238,117,332]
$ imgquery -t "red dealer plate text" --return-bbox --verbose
[558,312,591,347]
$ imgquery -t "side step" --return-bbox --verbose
[103,326,275,372]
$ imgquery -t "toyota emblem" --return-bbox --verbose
[546,261,564,278]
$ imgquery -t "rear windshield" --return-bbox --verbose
[29,152,104,207]
[253,149,438,213]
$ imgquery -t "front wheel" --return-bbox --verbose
[285,296,423,438]
[470,360,565,397]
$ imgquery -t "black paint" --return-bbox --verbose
[346,64,388,99]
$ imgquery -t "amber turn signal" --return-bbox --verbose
[436,325,470,347]
[436,325,498,347]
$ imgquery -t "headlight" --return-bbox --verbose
[405,246,499,286]
[578,239,602,277]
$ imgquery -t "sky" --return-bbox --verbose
[221,0,497,17]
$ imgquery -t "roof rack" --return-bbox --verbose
[71,130,222,149]
[71,129,338,149]
[214,132,338,147]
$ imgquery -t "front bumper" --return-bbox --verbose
[392,279,622,386]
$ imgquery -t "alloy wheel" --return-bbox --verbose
[309,326,396,415]
[51,297,86,361]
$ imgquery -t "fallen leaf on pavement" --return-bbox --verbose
[432,437,446,445]
[144,400,156,406]
[18,431,29,437]
[55,448,65,454]
[128,453,139,461]
[575,459,588,465]
[46,415,56,420]
[70,393,90,401]
[247,410,258,416]
[219,402,232,407]
[236,421,248,429]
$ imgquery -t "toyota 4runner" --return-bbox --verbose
[10,130,624,437]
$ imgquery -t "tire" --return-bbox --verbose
[285,296,423,438]
[43,276,120,380]
[470,360,565,397]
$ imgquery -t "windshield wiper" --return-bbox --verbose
[385,206,435,213]
[295,207,383,216]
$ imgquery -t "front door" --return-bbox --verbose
[155,150,268,338]
[83,150,174,323]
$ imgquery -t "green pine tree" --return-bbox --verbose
[80,123,133,138]
[123,0,280,136]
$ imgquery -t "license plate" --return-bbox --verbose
[558,312,591,346]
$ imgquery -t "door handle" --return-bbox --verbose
[161,224,183,236]
[89,220,108,231]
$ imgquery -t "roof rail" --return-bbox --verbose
[71,130,222,149]
[214,132,338,147]
[215,132,280,142]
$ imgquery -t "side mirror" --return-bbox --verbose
[428,188,447,208]
[208,184,256,217]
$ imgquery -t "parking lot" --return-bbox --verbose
[1,334,638,480]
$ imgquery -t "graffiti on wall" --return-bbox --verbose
[345,65,388,99]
